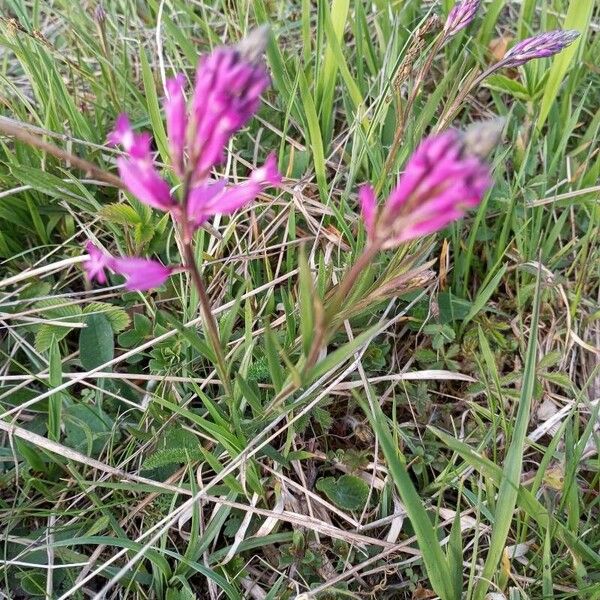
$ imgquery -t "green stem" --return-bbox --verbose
[179,174,233,400]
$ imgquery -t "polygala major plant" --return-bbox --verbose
[78,18,577,398]
[0,16,578,600]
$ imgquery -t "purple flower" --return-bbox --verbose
[109,115,175,211]
[443,0,480,38]
[189,34,270,181]
[502,29,580,67]
[84,242,111,284]
[83,243,173,291]
[358,185,377,240]
[110,257,173,291]
[165,74,187,176]
[360,129,492,247]
[186,153,281,230]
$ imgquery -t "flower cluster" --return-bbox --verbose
[85,29,281,290]
[359,126,496,247]
[500,29,580,67]
[443,0,481,39]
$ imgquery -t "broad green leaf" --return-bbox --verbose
[316,474,369,511]
[79,313,114,370]
[83,302,130,333]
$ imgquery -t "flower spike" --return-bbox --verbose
[443,0,480,39]
[501,29,580,68]
[359,120,503,247]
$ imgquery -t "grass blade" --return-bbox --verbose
[361,396,456,600]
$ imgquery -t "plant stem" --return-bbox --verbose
[325,242,381,323]
[435,64,499,132]
[379,33,446,190]
[179,174,233,400]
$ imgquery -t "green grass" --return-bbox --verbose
[1,1,599,598]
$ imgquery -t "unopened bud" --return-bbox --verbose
[236,25,270,63]
[94,4,106,23]
[461,117,506,159]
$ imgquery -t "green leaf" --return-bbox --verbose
[483,74,530,101]
[79,313,114,370]
[473,270,542,600]
[307,323,380,383]
[297,68,328,201]
[140,49,169,163]
[35,325,72,353]
[64,404,117,456]
[83,302,130,333]
[316,474,369,511]
[462,264,507,327]
[98,203,141,226]
[360,396,455,600]
[48,336,62,442]
[298,247,315,356]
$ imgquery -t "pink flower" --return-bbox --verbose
[443,0,480,38]
[109,114,175,212]
[84,242,111,284]
[360,129,492,247]
[189,32,270,181]
[165,74,187,176]
[83,243,173,291]
[110,257,173,291]
[358,185,377,240]
[186,154,281,229]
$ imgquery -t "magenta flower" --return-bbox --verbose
[501,30,580,67]
[188,42,270,181]
[84,242,111,284]
[110,257,173,291]
[443,0,480,38]
[109,115,175,212]
[165,74,187,177]
[361,129,491,247]
[186,154,281,230]
[83,243,173,291]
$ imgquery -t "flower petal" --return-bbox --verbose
[110,257,173,291]
[358,184,377,238]
[116,157,174,211]
[165,74,187,175]
[83,242,111,284]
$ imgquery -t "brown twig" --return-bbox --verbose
[0,116,124,188]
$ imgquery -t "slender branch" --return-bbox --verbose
[325,242,381,322]
[380,33,446,188]
[0,117,123,188]
[178,173,233,399]
[435,63,501,132]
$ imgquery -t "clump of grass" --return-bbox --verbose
[0,1,599,599]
